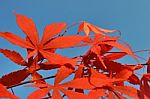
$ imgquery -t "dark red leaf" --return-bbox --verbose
[0,69,29,86]
[103,52,127,61]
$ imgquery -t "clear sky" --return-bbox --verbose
[0,0,150,98]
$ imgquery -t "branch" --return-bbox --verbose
[7,75,56,89]
[7,62,149,89]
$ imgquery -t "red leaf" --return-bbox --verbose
[90,78,122,87]
[103,52,127,61]
[41,22,66,45]
[51,89,62,99]
[40,50,76,67]
[60,78,94,90]
[114,86,138,98]
[74,65,84,79]
[90,68,107,79]
[15,13,39,46]
[54,66,73,85]
[128,74,140,85]
[0,48,27,65]
[27,87,52,99]
[115,68,133,80]
[60,88,88,99]
[102,41,138,62]
[0,84,19,99]
[44,36,86,49]
[88,89,106,99]
[0,32,34,49]
[108,91,117,99]
[0,69,29,86]
[31,72,45,84]
[39,62,61,70]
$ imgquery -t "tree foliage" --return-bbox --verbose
[0,13,150,99]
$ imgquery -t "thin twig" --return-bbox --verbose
[10,88,15,95]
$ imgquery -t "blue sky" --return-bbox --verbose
[0,0,150,98]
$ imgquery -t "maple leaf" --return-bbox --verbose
[113,86,139,99]
[0,13,86,66]
[0,48,27,66]
[0,69,30,87]
[0,84,19,99]
[88,89,106,99]
[28,78,92,99]
[103,52,127,61]
[78,22,117,36]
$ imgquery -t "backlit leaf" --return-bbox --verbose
[44,35,85,49]
[0,48,27,65]
[60,88,88,99]
[15,13,39,46]
[114,86,138,98]
[41,22,66,45]
[61,78,94,90]
[54,66,73,85]
[27,87,51,99]
[0,32,34,49]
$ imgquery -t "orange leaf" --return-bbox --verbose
[78,22,116,36]
[44,35,85,49]
[51,89,62,99]
[41,22,66,45]
[0,69,29,86]
[0,48,27,65]
[15,13,39,46]
[88,89,106,99]
[108,91,117,99]
[90,78,122,87]
[103,41,138,61]
[114,86,138,98]
[0,84,19,99]
[54,66,73,85]
[61,78,94,90]
[27,87,52,99]
[0,32,34,49]
[78,22,90,36]
[60,88,88,99]
[31,72,45,84]
[40,50,76,66]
